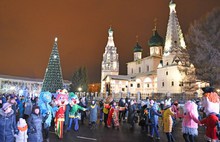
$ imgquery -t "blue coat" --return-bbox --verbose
[128,104,136,124]
[149,104,162,125]
[0,109,18,142]
[89,104,99,122]
[24,100,33,116]
[27,113,43,142]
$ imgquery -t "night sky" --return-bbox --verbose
[0,0,219,83]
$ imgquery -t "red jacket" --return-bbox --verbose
[200,114,219,140]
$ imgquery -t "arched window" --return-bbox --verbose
[171,81,174,86]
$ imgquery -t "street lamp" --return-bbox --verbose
[78,87,82,92]
[78,87,82,97]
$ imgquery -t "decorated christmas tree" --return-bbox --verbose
[41,37,63,93]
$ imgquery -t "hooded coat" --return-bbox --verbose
[89,104,99,122]
[0,109,18,142]
[27,113,43,142]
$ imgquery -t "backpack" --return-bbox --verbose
[144,108,151,124]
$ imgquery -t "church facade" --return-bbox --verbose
[101,1,205,99]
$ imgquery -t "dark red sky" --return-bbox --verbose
[0,0,219,83]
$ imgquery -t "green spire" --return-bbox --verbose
[41,37,64,93]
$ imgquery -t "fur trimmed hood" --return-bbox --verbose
[0,109,14,117]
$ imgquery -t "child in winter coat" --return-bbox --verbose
[15,118,28,142]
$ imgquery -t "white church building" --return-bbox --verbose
[101,1,206,99]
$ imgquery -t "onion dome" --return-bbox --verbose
[133,42,143,52]
[148,29,164,47]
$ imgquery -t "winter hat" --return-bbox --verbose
[163,104,171,110]
[17,118,27,128]
[202,86,215,93]
[2,103,11,111]
[17,118,28,131]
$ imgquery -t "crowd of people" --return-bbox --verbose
[0,87,219,142]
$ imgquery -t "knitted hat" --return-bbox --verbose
[2,103,11,111]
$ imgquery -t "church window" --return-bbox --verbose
[179,82,183,86]
[171,81,174,86]
[162,82,164,87]
[147,84,149,88]
[166,71,168,75]
[139,67,141,73]
[137,83,140,88]
[147,65,149,72]
[131,68,133,74]
[166,62,169,66]
[122,88,125,91]
[130,84,133,87]
[107,54,110,60]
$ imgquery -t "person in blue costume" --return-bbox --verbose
[38,91,55,142]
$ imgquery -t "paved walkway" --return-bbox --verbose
[49,119,207,142]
